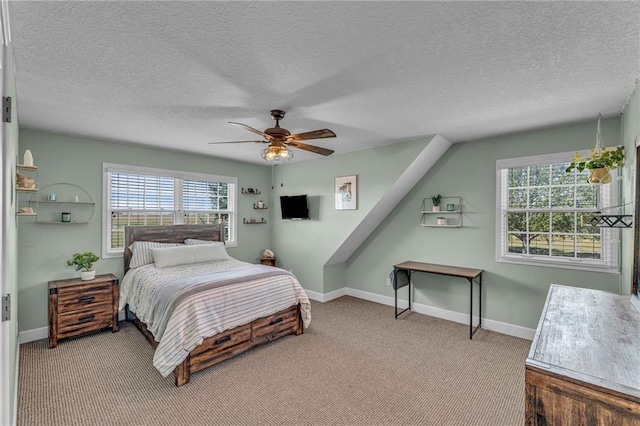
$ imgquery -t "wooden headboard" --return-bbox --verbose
[124,225,225,273]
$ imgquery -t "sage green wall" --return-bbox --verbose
[346,118,624,329]
[17,129,271,332]
[270,137,433,293]
[5,47,20,426]
[622,81,640,294]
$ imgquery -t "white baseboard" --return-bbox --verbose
[345,287,535,341]
[18,326,48,344]
[13,336,19,426]
[18,292,535,343]
[19,310,127,344]
[304,287,347,303]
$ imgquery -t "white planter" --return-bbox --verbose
[432,206,441,212]
[437,217,447,226]
[81,270,96,281]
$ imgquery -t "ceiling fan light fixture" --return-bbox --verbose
[261,145,293,163]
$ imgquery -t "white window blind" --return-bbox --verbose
[103,164,237,257]
[496,151,619,273]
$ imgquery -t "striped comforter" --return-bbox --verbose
[119,259,311,377]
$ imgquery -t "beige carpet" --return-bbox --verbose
[18,296,530,425]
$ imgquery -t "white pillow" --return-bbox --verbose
[128,241,182,268]
[184,239,225,246]
[151,244,231,268]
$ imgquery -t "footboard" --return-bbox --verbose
[131,304,304,386]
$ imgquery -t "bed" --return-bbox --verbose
[120,224,310,386]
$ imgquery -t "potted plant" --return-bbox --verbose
[431,194,442,212]
[565,146,624,184]
[67,251,99,281]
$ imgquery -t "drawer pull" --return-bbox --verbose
[78,296,95,303]
[78,315,95,324]
[270,317,283,325]
[214,335,231,345]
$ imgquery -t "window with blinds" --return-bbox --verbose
[496,151,619,273]
[103,164,237,257]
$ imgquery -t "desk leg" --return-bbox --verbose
[469,277,473,339]
[479,274,482,331]
[394,268,411,319]
[394,268,398,319]
[408,271,411,312]
[469,274,483,339]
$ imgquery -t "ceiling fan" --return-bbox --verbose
[209,110,336,163]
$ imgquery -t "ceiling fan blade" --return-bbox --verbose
[287,129,336,141]
[287,140,335,156]
[228,122,274,140]
[208,140,265,145]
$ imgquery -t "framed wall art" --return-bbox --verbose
[335,175,357,210]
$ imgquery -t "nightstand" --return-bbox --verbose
[48,273,119,348]
[260,257,276,267]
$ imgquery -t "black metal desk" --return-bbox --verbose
[393,261,483,339]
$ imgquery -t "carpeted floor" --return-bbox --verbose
[18,296,531,425]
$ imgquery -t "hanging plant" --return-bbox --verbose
[565,114,624,184]
[565,146,625,172]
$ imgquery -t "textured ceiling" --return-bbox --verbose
[9,1,640,165]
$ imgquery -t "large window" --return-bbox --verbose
[496,152,618,272]
[103,164,237,257]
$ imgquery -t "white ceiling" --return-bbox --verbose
[9,1,640,165]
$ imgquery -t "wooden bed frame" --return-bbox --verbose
[124,224,304,387]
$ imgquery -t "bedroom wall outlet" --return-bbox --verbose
[385,277,391,287]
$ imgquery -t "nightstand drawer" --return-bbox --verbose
[57,304,113,338]
[57,285,112,311]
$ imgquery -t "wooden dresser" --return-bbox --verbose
[525,284,640,425]
[48,273,119,348]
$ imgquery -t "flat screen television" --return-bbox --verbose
[280,195,309,220]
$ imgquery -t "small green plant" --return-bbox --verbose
[67,252,99,271]
[431,194,442,207]
[565,146,624,173]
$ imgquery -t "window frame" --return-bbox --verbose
[495,151,620,273]
[102,163,237,258]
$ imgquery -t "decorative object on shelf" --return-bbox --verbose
[262,249,275,258]
[420,196,463,228]
[61,212,71,222]
[431,194,441,212]
[66,251,100,281]
[257,200,265,208]
[23,149,34,167]
[335,175,357,210]
[16,165,39,219]
[241,187,261,195]
[35,182,96,224]
[565,114,624,184]
[243,218,267,224]
[253,202,268,209]
[16,172,36,189]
